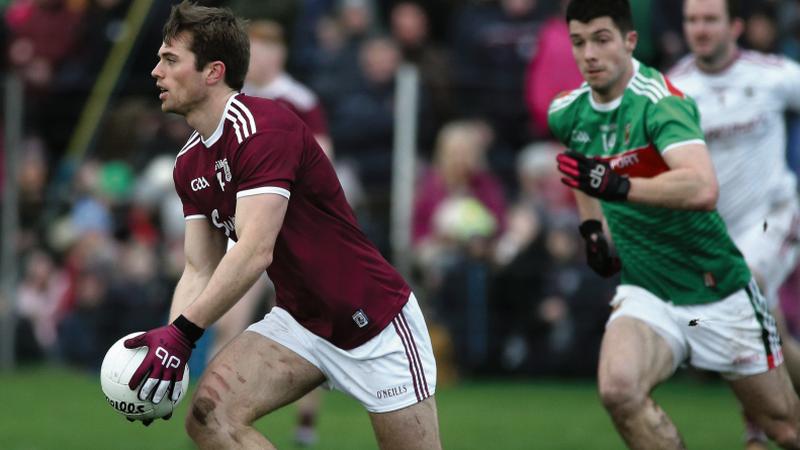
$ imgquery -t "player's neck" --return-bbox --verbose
[695,45,739,74]
[186,88,238,140]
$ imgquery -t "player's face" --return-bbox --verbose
[151,32,209,115]
[683,0,741,66]
[569,17,637,100]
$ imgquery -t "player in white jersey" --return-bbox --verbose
[669,0,800,448]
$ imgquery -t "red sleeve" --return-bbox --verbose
[173,166,202,217]
[299,104,329,136]
[233,130,303,193]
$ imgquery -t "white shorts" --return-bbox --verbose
[608,281,783,379]
[731,198,800,307]
[246,294,436,413]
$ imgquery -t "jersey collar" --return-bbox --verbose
[589,59,640,112]
[201,92,240,148]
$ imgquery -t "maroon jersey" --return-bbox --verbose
[243,74,328,136]
[173,93,409,349]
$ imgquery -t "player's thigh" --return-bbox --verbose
[599,316,675,392]
[368,396,441,450]
[728,365,800,425]
[191,331,325,425]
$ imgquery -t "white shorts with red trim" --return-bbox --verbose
[246,293,437,412]
[607,280,783,380]
[730,198,800,308]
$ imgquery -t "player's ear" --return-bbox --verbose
[205,61,227,86]
[624,30,638,54]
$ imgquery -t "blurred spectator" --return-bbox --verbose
[514,141,575,215]
[413,120,506,254]
[16,248,69,361]
[5,0,83,93]
[310,0,379,107]
[449,0,554,151]
[523,1,583,138]
[389,1,452,149]
[5,0,85,156]
[287,0,337,80]
[744,4,779,53]
[56,258,115,370]
[18,135,50,253]
[329,35,404,185]
[412,120,507,373]
[244,20,333,156]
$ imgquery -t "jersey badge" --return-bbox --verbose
[600,124,617,152]
[352,309,369,328]
[214,158,232,191]
[623,123,631,147]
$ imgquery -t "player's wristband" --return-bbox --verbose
[578,219,603,240]
[172,315,205,344]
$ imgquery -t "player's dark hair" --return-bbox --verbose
[566,0,634,35]
[163,1,249,91]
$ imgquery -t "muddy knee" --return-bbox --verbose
[598,373,646,417]
[186,396,221,440]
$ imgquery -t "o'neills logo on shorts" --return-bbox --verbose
[376,384,408,399]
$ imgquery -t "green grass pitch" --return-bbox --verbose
[0,366,776,449]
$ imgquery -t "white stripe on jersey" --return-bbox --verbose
[175,132,201,166]
[185,214,207,221]
[635,74,670,98]
[630,76,668,104]
[225,112,245,143]
[662,139,706,154]
[231,98,257,134]
[226,108,252,143]
[237,186,291,199]
[549,85,591,114]
[629,85,659,104]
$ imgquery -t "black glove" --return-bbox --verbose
[557,151,630,201]
[579,220,621,278]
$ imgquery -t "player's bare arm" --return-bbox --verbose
[168,218,227,321]
[181,193,288,328]
[574,189,605,222]
[627,142,718,210]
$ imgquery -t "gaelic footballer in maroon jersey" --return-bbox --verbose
[127,4,440,447]
[173,93,409,350]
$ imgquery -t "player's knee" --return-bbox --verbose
[763,418,800,449]
[186,395,224,441]
[598,372,645,416]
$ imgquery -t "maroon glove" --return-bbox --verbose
[124,315,203,404]
[557,151,630,201]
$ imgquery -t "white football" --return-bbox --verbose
[100,332,190,421]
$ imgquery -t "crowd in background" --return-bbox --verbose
[4,0,800,380]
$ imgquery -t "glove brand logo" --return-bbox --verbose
[155,346,182,369]
[589,165,606,188]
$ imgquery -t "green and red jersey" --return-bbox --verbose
[548,60,750,305]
